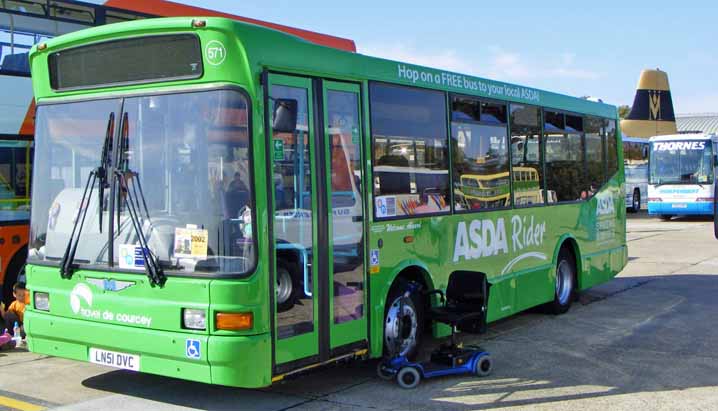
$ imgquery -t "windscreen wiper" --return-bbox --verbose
[98,113,114,233]
[59,113,114,278]
[115,113,166,287]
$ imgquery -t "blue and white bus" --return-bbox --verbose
[648,133,718,220]
[623,137,649,212]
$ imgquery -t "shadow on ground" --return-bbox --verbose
[79,274,718,411]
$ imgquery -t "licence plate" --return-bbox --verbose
[89,348,140,371]
[671,203,687,209]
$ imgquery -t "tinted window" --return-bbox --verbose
[510,104,544,207]
[544,111,564,132]
[544,110,585,202]
[370,83,449,219]
[585,116,604,194]
[605,120,619,177]
[451,96,509,211]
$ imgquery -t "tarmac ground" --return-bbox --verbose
[1,212,717,411]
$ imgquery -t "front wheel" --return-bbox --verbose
[546,248,576,315]
[659,215,673,221]
[383,284,424,359]
[376,361,394,381]
[630,189,641,213]
[276,261,298,312]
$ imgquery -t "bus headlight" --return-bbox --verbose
[182,308,206,330]
[34,292,50,311]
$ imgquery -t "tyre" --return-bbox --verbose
[2,247,26,307]
[630,189,641,213]
[376,361,394,381]
[396,367,421,389]
[546,248,576,315]
[474,355,493,377]
[383,282,425,359]
[276,260,298,312]
[714,182,718,239]
[659,215,673,221]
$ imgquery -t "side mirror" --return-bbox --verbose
[272,98,298,133]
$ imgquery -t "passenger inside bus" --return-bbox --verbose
[225,171,249,219]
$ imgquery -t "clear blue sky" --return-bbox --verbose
[185,0,717,114]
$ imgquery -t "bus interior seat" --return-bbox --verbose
[376,154,410,194]
[225,189,249,219]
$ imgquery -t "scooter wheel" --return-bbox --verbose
[396,366,421,389]
[474,355,493,377]
[376,361,394,381]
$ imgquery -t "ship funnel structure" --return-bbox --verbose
[620,69,677,137]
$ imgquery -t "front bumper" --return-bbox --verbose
[647,201,713,215]
[26,310,271,388]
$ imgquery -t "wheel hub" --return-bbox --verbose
[556,260,574,305]
[384,295,418,357]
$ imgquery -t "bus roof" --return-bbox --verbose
[649,133,718,142]
[622,137,650,144]
[30,17,617,118]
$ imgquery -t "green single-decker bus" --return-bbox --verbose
[25,17,627,388]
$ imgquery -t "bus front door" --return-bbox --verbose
[268,74,367,374]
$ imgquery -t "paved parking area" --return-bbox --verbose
[2,214,718,410]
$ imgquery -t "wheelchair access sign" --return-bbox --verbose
[186,339,201,360]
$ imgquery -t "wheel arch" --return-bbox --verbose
[552,235,582,289]
[379,260,435,316]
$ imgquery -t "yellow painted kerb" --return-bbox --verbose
[0,395,46,411]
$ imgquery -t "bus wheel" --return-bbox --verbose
[2,247,26,307]
[660,215,673,221]
[384,284,424,359]
[631,189,641,212]
[276,261,297,312]
[547,248,576,315]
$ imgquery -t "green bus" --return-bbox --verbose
[24,17,627,388]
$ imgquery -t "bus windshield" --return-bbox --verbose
[28,89,255,275]
[649,140,713,185]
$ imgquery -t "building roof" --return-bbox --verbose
[676,113,718,134]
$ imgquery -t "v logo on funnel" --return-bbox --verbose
[70,283,93,314]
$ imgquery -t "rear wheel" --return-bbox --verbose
[546,248,576,315]
[660,215,673,221]
[397,367,421,389]
[474,355,493,377]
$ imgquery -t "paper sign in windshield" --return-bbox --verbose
[174,227,208,258]
[119,244,145,270]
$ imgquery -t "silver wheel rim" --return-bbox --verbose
[276,267,292,304]
[384,295,418,357]
[556,260,574,305]
[633,192,640,210]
